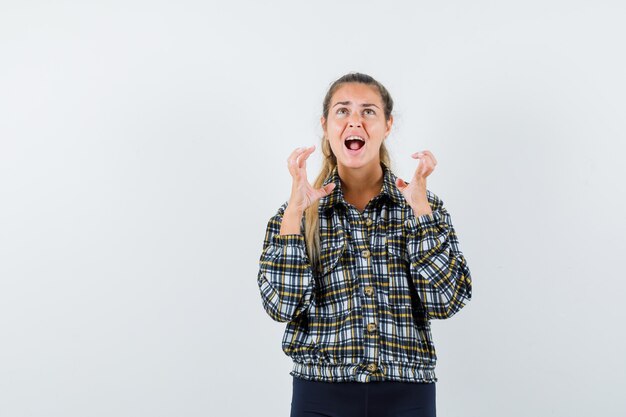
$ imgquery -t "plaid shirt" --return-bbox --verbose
[257,163,472,383]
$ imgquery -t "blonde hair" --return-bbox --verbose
[304,72,395,273]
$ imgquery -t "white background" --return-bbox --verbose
[1,1,625,416]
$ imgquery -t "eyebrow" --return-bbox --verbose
[332,101,380,109]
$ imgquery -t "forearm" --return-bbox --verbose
[411,202,433,219]
[258,202,314,322]
[408,180,433,219]
[280,205,304,235]
[405,192,472,319]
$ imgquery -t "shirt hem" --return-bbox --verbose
[289,361,438,383]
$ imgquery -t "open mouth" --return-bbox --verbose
[344,135,365,151]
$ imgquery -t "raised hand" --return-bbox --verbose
[286,145,336,213]
[394,150,438,212]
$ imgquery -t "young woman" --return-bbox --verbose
[257,72,473,417]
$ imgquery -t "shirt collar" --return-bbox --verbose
[318,163,406,213]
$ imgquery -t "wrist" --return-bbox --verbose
[411,203,432,218]
[285,204,305,217]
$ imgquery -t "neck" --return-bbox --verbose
[337,161,384,196]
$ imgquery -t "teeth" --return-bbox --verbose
[345,135,365,142]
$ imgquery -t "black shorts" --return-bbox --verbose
[290,376,436,417]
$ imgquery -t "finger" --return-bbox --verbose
[413,158,428,180]
[428,153,437,172]
[322,182,336,195]
[413,151,434,170]
[301,145,316,159]
[419,153,434,168]
[411,150,436,165]
[313,182,334,201]
[297,145,316,168]
[410,153,425,170]
[287,150,305,180]
[288,147,309,171]
[288,146,307,163]
[421,150,437,165]
[415,156,434,179]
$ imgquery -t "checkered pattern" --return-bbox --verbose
[257,163,472,383]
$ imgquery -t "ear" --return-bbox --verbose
[320,116,329,140]
[385,115,393,137]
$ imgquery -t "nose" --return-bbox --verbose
[348,113,362,127]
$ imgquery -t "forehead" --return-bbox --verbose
[331,83,382,106]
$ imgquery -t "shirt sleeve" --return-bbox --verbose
[403,190,473,320]
[257,200,315,323]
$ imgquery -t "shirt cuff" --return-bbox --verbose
[271,233,306,246]
[404,210,444,234]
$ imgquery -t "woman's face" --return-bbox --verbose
[322,82,393,170]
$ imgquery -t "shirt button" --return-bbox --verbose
[361,249,371,258]
[364,286,374,297]
[366,363,377,372]
[365,217,373,226]
[367,323,377,333]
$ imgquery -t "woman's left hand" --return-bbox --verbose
[394,150,438,214]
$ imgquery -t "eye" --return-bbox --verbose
[364,108,376,115]
[336,108,348,115]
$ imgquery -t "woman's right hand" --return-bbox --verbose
[286,145,336,213]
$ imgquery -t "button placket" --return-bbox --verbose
[347,209,381,376]
[364,216,373,227]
